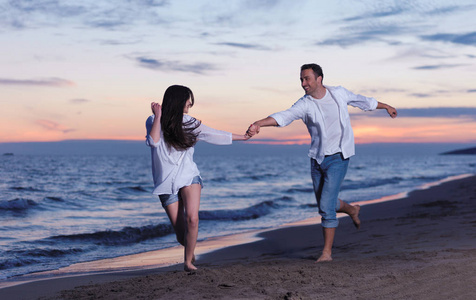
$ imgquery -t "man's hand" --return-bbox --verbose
[386,106,397,118]
[246,123,260,137]
[377,102,398,119]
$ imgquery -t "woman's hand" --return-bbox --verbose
[232,133,251,141]
[151,102,162,117]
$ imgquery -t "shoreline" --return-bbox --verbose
[1,174,475,299]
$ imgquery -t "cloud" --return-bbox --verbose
[412,64,465,70]
[317,3,476,48]
[0,77,74,87]
[214,42,271,51]
[468,90,476,93]
[70,98,90,104]
[343,6,405,22]
[352,107,476,120]
[316,24,408,47]
[409,93,432,98]
[36,119,75,133]
[99,39,142,45]
[1,0,169,30]
[421,32,476,46]
[134,57,218,75]
[426,5,474,16]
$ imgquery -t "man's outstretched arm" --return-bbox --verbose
[377,102,398,118]
[247,117,278,136]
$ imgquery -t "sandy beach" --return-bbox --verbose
[1,175,475,300]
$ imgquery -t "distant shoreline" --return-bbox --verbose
[440,146,476,155]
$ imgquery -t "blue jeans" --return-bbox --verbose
[310,153,349,228]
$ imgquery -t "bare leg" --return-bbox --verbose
[163,200,196,263]
[316,227,335,262]
[180,183,201,272]
[337,199,360,229]
[164,201,186,246]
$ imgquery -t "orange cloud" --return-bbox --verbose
[36,120,75,133]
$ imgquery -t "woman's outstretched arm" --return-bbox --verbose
[232,133,251,141]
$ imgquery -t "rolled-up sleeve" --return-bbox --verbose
[196,123,232,145]
[342,87,378,111]
[145,116,160,148]
[269,98,307,127]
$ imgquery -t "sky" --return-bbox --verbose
[0,0,475,144]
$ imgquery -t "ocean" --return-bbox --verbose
[0,141,475,279]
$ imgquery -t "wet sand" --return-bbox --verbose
[1,175,475,300]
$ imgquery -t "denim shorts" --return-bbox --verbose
[158,176,203,208]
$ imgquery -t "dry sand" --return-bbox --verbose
[1,175,475,300]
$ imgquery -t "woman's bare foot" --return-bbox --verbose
[191,255,196,264]
[184,262,197,272]
[350,205,361,229]
[316,251,333,263]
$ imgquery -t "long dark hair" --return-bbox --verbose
[160,85,201,151]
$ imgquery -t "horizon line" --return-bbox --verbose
[0,138,475,145]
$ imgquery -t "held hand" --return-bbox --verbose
[246,123,260,137]
[151,102,162,117]
[386,106,397,118]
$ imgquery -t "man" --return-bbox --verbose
[247,63,397,262]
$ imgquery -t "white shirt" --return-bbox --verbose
[316,89,342,155]
[269,85,378,164]
[146,114,232,195]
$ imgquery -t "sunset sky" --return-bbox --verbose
[1,0,475,144]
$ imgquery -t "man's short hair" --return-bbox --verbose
[301,64,323,81]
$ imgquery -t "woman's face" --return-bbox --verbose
[183,98,192,114]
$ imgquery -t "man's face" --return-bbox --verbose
[300,68,320,95]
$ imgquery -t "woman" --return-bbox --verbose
[145,85,250,271]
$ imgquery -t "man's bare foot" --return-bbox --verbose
[350,205,361,229]
[316,252,333,263]
[184,263,197,272]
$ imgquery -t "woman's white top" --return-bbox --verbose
[146,114,232,195]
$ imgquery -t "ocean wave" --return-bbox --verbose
[50,223,174,245]
[0,257,38,270]
[0,247,84,271]
[300,203,317,208]
[207,173,278,183]
[276,196,295,202]
[199,200,278,221]
[0,198,38,211]
[4,247,83,262]
[285,187,314,193]
[43,196,65,202]
[9,186,42,192]
[341,177,405,190]
[117,186,149,194]
[249,173,279,180]
[342,175,445,191]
